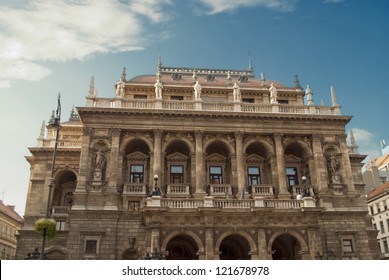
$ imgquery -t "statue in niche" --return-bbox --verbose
[94,150,105,170]
[64,192,74,206]
[269,83,278,103]
[154,78,163,99]
[194,81,202,99]
[233,83,241,101]
[328,153,339,173]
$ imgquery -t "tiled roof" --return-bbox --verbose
[367,181,389,200]
[0,200,23,223]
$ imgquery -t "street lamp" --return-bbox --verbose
[151,174,161,196]
[301,175,310,197]
[40,93,61,259]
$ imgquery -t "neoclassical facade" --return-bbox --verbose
[16,63,379,260]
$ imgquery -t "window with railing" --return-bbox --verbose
[286,167,298,191]
[247,167,261,185]
[210,166,223,184]
[130,164,144,183]
[170,165,184,184]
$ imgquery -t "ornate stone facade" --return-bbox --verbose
[16,64,379,260]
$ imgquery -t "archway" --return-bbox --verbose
[271,234,302,260]
[219,234,251,260]
[52,170,77,207]
[165,234,199,260]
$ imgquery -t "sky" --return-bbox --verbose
[0,0,388,216]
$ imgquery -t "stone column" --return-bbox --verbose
[274,133,288,196]
[195,131,205,194]
[72,127,92,210]
[235,132,245,198]
[152,129,163,181]
[150,228,160,252]
[312,134,329,194]
[257,228,270,259]
[104,128,120,210]
[339,135,356,194]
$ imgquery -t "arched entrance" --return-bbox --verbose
[165,234,199,260]
[219,234,251,260]
[271,234,302,260]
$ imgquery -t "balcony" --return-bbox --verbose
[166,184,190,197]
[123,183,147,195]
[51,206,70,217]
[147,196,316,209]
[86,97,341,116]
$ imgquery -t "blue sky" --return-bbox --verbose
[0,0,388,215]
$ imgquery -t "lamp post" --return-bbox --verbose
[151,174,161,196]
[301,175,310,197]
[40,93,61,259]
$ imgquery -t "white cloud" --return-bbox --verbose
[195,0,298,15]
[0,0,172,88]
[349,128,378,156]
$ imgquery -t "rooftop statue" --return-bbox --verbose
[269,83,278,103]
[233,83,241,101]
[194,81,202,100]
[154,78,163,99]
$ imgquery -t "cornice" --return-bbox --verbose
[77,107,352,124]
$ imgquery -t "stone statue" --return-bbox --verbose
[115,81,124,97]
[305,84,313,105]
[194,81,202,99]
[328,153,339,173]
[154,79,163,99]
[233,83,241,101]
[95,150,105,169]
[269,83,278,103]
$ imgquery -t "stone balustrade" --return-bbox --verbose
[210,184,232,196]
[86,97,340,115]
[251,184,274,196]
[166,184,190,196]
[51,206,70,216]
[123,183,146,195]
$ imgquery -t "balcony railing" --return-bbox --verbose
[251,184,274,196]
[147,196,316,209]
[209,184,232,196]
[86,98,341,115]
[123,183,147,195]
[51,206,70,216]
[166,184,190,196]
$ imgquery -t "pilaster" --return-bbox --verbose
[274,133,288,196]
[235,131,245,198]
[195,131,205,195]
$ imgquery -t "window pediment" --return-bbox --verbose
[126,151,148,161]
[206,153,227,162]
[284,154,302,164]
[166,152,188,162]
[246,154,265,163]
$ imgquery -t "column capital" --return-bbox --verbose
[111,128,121,137]
[153,129,163,138]
[312,133,322,142]
[194,130,204,139]
[234,131,244,140]
[273,132,283,142]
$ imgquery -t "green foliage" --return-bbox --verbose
[34,218,57,239]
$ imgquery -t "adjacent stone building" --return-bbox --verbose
[16,62,379,260]
[0,200,23,259]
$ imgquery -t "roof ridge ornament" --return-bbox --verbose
[294,74,302,89]
[248,51,254,71]
[88,76,96,97]
[330,84,339,106]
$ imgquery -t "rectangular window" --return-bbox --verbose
[171,96,184,100]
[56,221,66,231]
[128,201,140,212]
[370,206,374,215]
[383,240,389,253]
[377,204,381,212]
[278,100,289,104]
[133,95,147,99]
[242,98,255,103]
[286,167,298,190]
[247,167,261,185]
[130,164,144,183]
[380,221,384,233]
[342,239,354,253]
[170,165,184,183]
[210,166,223,184]
[85,240,97,254]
